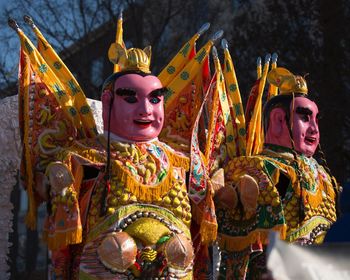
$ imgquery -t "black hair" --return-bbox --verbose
[263,94,340,222]
[263,93,308,221]
[263,93,305,133]
[315,143,342,218]
[100,70,151,99]
[99,70,155,216]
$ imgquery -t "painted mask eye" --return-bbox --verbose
[115,88,137,103]
[301,114,310,122]
[149,97,161,104]
[124,96,138,103]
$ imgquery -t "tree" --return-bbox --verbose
[202,0,349,183]
[0,0,210,97]
[1,1,349,275]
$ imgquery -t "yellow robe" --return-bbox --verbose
[44,135,193,279]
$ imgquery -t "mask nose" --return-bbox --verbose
[137,99,152,117]
[309,119,319,135]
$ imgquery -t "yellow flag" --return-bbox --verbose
[18,29,80,132]
[246,54,271,156]
[158,23,210,87]
[160,30,223,151]
[18,47,37,229]
[222,40,246,156]
[252,105,264,155]
[213,47,236,159]
[159,42,212,151]
[27,18,97,138]
[205,46,237,175]
[113,13,125,73]
[165,40,214,111]
[267,53,278,100]
[158,33,199,87]
[257,57,262,79]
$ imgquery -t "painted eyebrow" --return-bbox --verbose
[149,87,168,97]
[115,88,136,96]
[296,106,313,115]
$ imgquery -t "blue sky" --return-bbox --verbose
[0,0,121,89]
[0,0,23,85]
[0,0,5,9]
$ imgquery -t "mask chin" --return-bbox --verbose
[125,129,158,142]
[128,135,154,142]
[295,144,317,157]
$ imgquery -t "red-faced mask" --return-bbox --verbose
[101,74,164,142]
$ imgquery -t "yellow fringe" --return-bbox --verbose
[72,160,84,195]
[218,224,287,252]
[269,156,334,210]
[112,161,175,202]
[164,148,190,171]
[62,139,189,202]
[191,189,218,245]
[218,232,259,252]
[43,227,83,251]
[161,140,190,154]
[22,62,37,230]
[200,219,218,245]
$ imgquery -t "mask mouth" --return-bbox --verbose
[305,136,317,145]
[134,119,153,127]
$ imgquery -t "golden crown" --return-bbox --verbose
[108,43,151,73]
[267,67,308,95]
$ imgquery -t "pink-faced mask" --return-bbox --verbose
[265,96,320,157]
[101,73,165,142]
[291,96,320,157]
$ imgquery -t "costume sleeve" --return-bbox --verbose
[217,156,289,252]
[43,150,84,277]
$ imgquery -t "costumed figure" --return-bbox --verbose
[214,66,342,279]
[10,13,223,279]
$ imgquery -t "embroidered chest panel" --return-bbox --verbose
[68,137,191,230]
[218,154,338,248]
